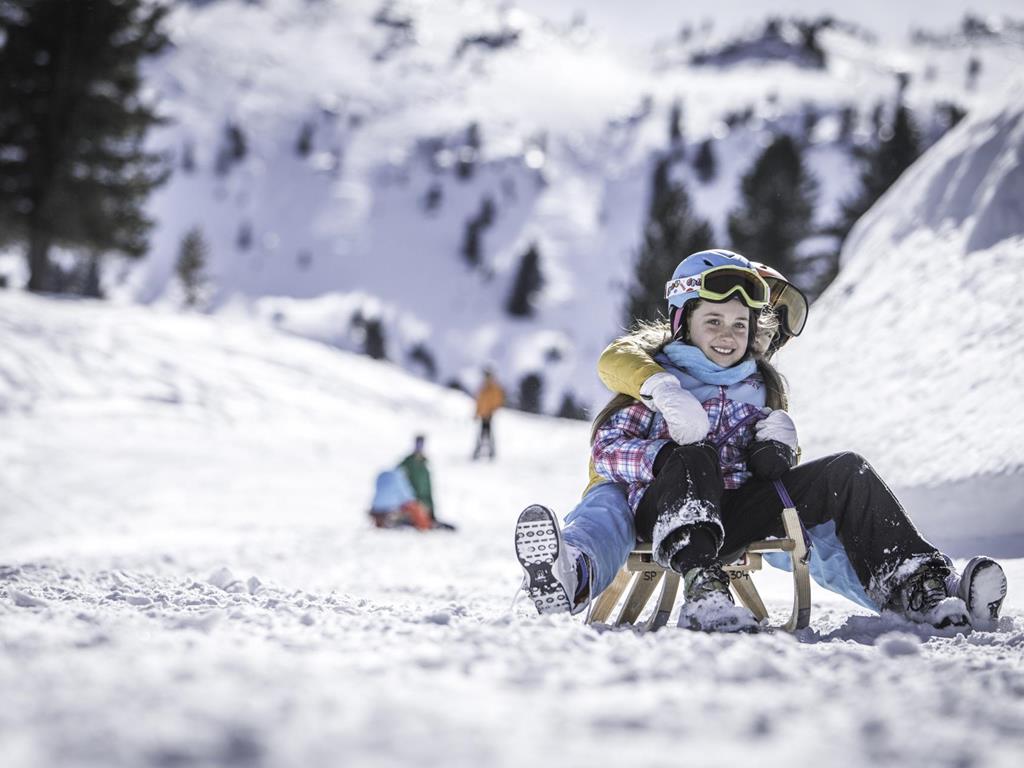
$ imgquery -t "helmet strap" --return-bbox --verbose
[748,310,758,357]
[671,305,689,342]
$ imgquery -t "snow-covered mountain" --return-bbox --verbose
[18,0,1016,415]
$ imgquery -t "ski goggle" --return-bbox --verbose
[762,278,808,338]
[665,266,770,310]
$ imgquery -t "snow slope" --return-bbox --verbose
[2,292,1023,768]
[783,78,1024,555]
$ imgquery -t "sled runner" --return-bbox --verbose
[587,506,811,632]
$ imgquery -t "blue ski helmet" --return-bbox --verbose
[665,249,756,312]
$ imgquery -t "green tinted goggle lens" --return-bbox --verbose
[700,267,770,308]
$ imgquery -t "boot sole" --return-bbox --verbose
[961,557,1007,622]
[515,505,571,615]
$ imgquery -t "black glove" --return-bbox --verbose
[747,439,796,480]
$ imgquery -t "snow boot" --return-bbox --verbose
[958,556,1007,625]
[678,563,759,633]
[515,505,582,616]
[894,563,969,629]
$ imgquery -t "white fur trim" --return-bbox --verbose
[651,498,724,570]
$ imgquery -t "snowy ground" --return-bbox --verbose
[2,293,1023,768]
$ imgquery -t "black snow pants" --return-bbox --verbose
[634,443,945,602]
[473,417,495,459]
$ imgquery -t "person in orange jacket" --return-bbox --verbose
[473,368,505,460]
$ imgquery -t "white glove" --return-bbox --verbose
[755,409,798,452]
[639,372,710,445]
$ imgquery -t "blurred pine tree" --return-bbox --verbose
[624,155,713,327]
[838,104,922,242]
[727,134,818,283]
[176,227,208,308]
[0,0,169,292]
[506,242,544,318]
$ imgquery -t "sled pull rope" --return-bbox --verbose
[772,478,811,557]
[710,410,811,557]
[710,409,762,450]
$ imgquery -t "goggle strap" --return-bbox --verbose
[666,266,769,309]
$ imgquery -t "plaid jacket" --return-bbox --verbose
[592,375,765,512]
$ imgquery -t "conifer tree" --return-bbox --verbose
[215,122,247,175]
[407,343,437,380]
[176,227,208,307]
[295,122,314,157]
[237,222,253,251]
[693,139,717,183]
[364,319,387,360]
[966,57,981,90]
[624,156,713,327]
[518,373,543,414]
[0,0,170,292]
[460,197,495,267]
[181,140,196,173]
[351,310,388,360]
[456,121,481,180]
[726,134,818,280]
[82,253,103,299]
[838,104,921,240]
[837,105,856,144]
[556,392,588,420]
[506,242,544,317]
[668,100,684,153]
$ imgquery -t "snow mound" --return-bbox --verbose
[782,79,1024,554]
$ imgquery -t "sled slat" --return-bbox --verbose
[588,567,632,624]
[616,571,661,625]
[729,572,769,621]
[781,506,811,631]
[642,571,680,631]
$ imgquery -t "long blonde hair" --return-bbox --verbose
[590,309,789,441]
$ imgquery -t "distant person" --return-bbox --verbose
[368,467,432,531]
[398,435,434,517]
[473,368,505,460]
[398,435,457,531]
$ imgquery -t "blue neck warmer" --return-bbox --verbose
[663,341,756,386]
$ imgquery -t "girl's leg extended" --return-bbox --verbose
[515,485,634,615]
[563,483,636,597]
[720,451,948,609]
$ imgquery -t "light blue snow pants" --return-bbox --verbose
[561,483,636,598]
[563,482,880,612]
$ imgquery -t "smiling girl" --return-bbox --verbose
[586,250,789,631]
[515,249,1006,633]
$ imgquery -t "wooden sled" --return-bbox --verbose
[586,506,811,632]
